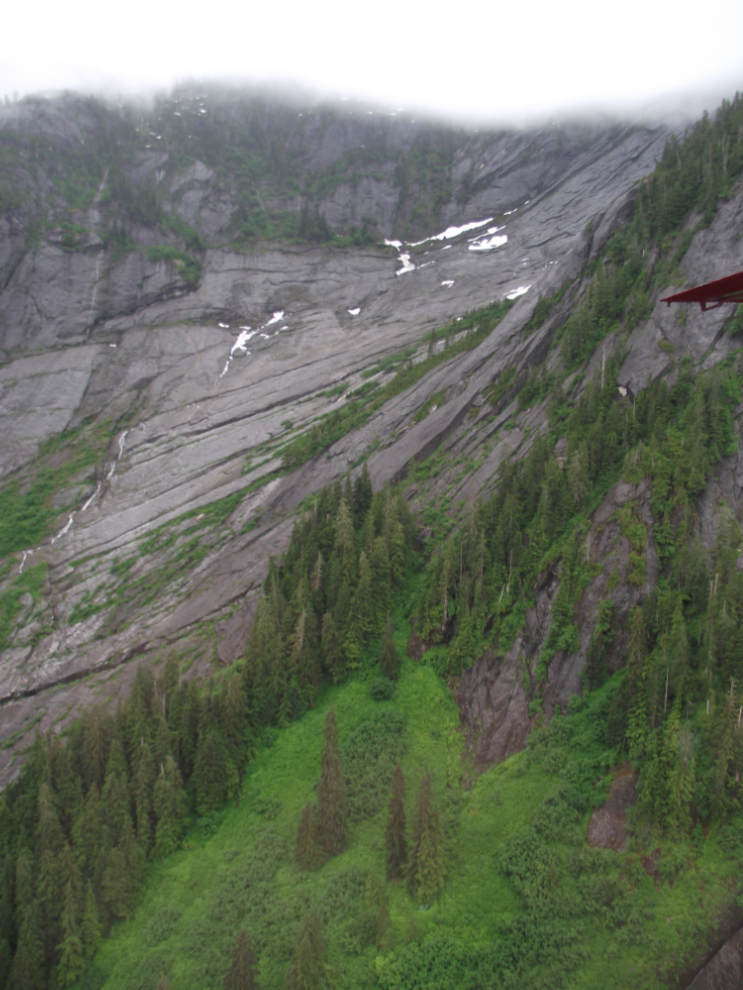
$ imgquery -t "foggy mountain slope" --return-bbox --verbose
[0,87,731,789]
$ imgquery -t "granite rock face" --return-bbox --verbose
[687,928,743,990]
[0,92,741,784]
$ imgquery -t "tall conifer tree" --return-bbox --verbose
[295,802,324,871]
[285,913,326,990]
[56,878,85,987]
[153,756,187,858]
[193,733,228,815]
[318,708,346,855]
[225,927,260,990]
[385,764,407,880]
[9,851,43,990]
[380,617,400,682]
[407,772,445,902]
[82,881,101,960]
[321,613,344,683]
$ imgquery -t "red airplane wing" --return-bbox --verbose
[660,269,743,311]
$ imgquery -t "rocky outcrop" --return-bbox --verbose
[455,473,661,763]
[686,927,743,989]
[586,762,638,851]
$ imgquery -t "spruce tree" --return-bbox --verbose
[193,733,228,815]
[295,802,324,871]
[153,756,187,858]
[133,738,155,855]
[352,464,373,525]
[49,734,82,834]
[101,739,131,846]
[285,913,326,990]
[385,764,407,880]
[334,498,355,584]
[80,706,110,792]
[74,784,106,885]
[318,708,347,855]
[153,715,174,770]
[56,879,85,988]
[665,720,696,836]
[177,679,202,780]
[82,881,101,960]
[9,852,43,990]
[347,551,374,650]
[102,847,128,920]
[225,927,259,990]
[407,772,445,902]
[120,815,146,905]
[321,613,344,683]
[221,673,252,774]
[380,616,400,682]
[370,537,392,627]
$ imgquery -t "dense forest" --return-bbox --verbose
[1,92,743,989]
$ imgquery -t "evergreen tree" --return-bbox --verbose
[153,756,187,859]
[380,616,400,682]
[101,739,131,846]
[334,498,355,584]
[56,878,85,987]
[352,464,373,525]
[120,815,146,904]
[289,608,320,710]
[74,784,106,885]
[177,679,203,780]
[133,738,155,856]
[625,608,649,757]
[36,780,64,858]
[665,719,696,837]
[385,764,407,881]
[102,847,129,920]
[285,913,326,990]
[295,802,324,871]
[318,708,347,855]
[370,536,392,628]
[153,715,174,770]
[407,772,445,902]
[346,551,374,652]
[221,673,252,775]
[82,881,101,960]
[321,613,344,683]
[193,733,228,815]
[712,686,739,815]
[49,734,82,834]
[225,927,260,990]
[9,851,43,990]
[79,706,110,793]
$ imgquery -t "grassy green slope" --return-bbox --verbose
[86,653,741,990]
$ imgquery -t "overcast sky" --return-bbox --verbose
[2,0,742,123]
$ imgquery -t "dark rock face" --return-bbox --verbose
[456,475,660,762]
[687,928,743,990]
[586,763,638,851]
[0,91,741,787]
